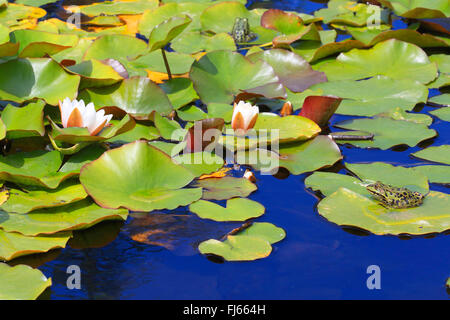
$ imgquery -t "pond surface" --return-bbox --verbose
[33,0,449,299]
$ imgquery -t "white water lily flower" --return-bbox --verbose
[231,101,259,133]
[58,98,113,136]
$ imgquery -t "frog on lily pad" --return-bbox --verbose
[366,181,425,209]
[230,17,257,44]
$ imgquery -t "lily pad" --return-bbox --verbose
[80,141,202,211]
[305,171,370,197]
[58,144,107,174]
[106,122,160,144]
[66,59,123,89]
[79,76,173,119]
[411,145,450,165]
[315,0,381,26]
[430,107,450,122]
[1,100,45,139]
[0,263,51,300]
[160,78,199,110]
[334,117,437,150]
[83,34,148,61]
[0,180,88,214]
[0,199,128,236]
[131,49,195,75]
[413,165,450,184]
[0,58,80,106]
[193,176,257,201]
[173,152,224,177]
[246,48,327,93]
[315,39,438,84]
[189,198,265,222]
[78,0,159,16]
[378,0,450,19]
[309,76,429,116]
[318,187,450,235]
[190,50,286,104]
[429,94,450,107]
[0,229,70,261]
[241,135,342,175]
[148,15,192,52]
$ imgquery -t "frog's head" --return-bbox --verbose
[366,181,388,199]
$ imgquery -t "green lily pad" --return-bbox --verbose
[148,15,192,52]
[107,122,160,144]
[193,176,257,201]
[378,0,450,18]
[153,112,186,141]
[160,78,199,110]
[79,77,173,119]
[0,180,88,214]
[80,141,202,211]
[190,50,286,104]
[334,117,437,150]
[207,103,233,122]
[66,59,123,89]
[1,100,45,139]
[246,48,327,93]
[429,94,450,107]
[240,135,343,175]
[0,150,77,189]
[315,39,438,84]
[305,171,370,197]
[411,145,450,165]
[0,4,46,28]
[309,76,428,116]
[430,107,450,121]
[0,199,128,236]
[131,49,195,75]
[171,31,236,54]
[318,187,450,235]
[83,34,148,61]
[0,263,51,300]
[10,29,78,58]
[58,144,106,174]
[413,165,450,184]
[173,152,224,177]
[177,105,207,122]
[79,0,158,16]
[190,198,265,222]
[0,229,70,261]
[0,58,80,106]
[378,107,433,126]
[198,222,285,261]
[346,162,429,194]
[315,0,381,26]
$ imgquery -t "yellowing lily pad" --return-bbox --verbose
[189,198,265,221]
[318,187,450,235]
[0,263,51,300]
[80,141,202,211]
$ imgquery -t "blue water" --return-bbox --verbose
[31,0,450,299]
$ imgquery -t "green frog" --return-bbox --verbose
[231,17,257,44]
[366,181,424,209]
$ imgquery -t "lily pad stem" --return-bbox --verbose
[161,48,172,80]
[330,133,374,141]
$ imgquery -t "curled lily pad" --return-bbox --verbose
[299,95,342,128]
[198,222,285,261]
[189,198,265,222]
[318,187,450,235]
[378,0,449,18]
[246,49,327,93]
[1,100,45,139]
[80,141,202,211]
[79,77,173,119]
[411,145,450,165]
[190,50,286,104]
[240,135,342,175]
[193,177,257,201]
[0,58,80,106]
[315,39,438,84]
[309,76,429,116]
[148,15,192,52]
[0,150,77,189]
[0,263,51,300]
[0,199,128,236]
[0,229,70,261]
[334,117,437,150]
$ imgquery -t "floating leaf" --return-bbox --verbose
[413,165,450,184]
[79,76,173,119]
[0,229,70,261]
[131,49,194,75]
[309,76,428,116]
[411,145,450,165]
[83,34,148,61]
[80,141,202,211]
[189,198,265,222]
[247,49,327,93]
[1,100,45,139]
[299,95,342,127]
[148,15,192,52]
[334,117,437,150]
[0,263,51,300]
[378,0,450,19]
[66,59,123,89]
[318,188,450,235]
[193,176,257,201]
[173,152,224,177]
[0,199,128,236]
[78,0,159,16]
[305,171,370,197]
[430,107,450,122]
[429,94,450,107]
[160,78,199,110]
[0,58,80,106]
[190,50,286,104]
[58,144,106,174]
[1,180,88,214]
[315,39,438,84]
[107,122,160,144]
